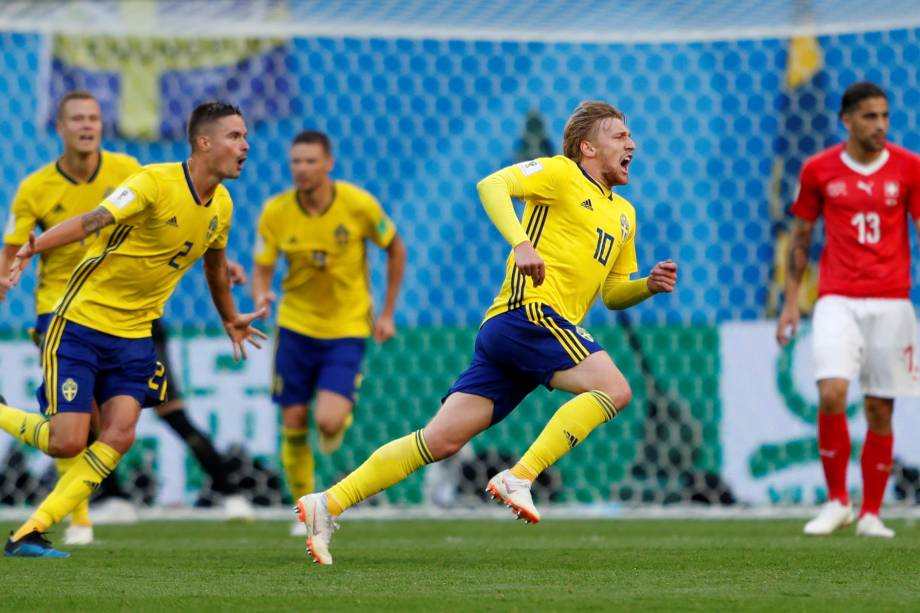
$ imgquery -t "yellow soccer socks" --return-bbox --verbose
[0,403,50,453]
[327,429,434,515]
[54,456,92,526]
[281,426,315,502]
[511,390,618,481]
[13,441,121,541]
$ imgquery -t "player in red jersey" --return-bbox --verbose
[777,81,920,538]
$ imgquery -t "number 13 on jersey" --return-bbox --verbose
[851,212,880,244]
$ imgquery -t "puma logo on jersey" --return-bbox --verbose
[579,199,593,211]
[857,180,874,196]
[165,216,179,227]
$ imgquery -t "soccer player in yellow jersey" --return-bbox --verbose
[252,131,405,531]
[296,101,678,565]
[0,101,266,557]
[0,90,140,545]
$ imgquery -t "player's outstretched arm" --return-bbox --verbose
[602,260,677,310]
[8,205,114,287]
[204,247,268,361]
[776,218,814,346]
[373,234,407,343]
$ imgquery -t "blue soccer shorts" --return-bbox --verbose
[37,316,166,416]
[272,326,366,407]
[445,303,603,425]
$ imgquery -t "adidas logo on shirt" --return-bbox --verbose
[563,430,579,448]
[165,216,179,227]
[579,199,593,211]
[52,203,66,214]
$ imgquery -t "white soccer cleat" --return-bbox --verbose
[223,494,256,522]
[295,492,338,565]
[803,500,853,535]
[63,524,94,545]
[318,413,354,456]
[856,513,895,539]
[289,521,307,537]
[486,469,541,524]
[92,498,139,525]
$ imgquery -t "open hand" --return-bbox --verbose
[224,306,269,361]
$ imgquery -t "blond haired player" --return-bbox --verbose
[296,101,678,565]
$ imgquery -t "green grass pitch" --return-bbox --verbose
[2,518,919,611]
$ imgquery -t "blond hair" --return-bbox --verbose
[562,101,625,161]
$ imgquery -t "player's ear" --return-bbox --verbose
[580,139,596,159]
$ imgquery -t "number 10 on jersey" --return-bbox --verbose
[594,228,614,265]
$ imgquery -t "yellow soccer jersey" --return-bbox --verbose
[55,162,233,338]
[483,155,638,325]
[254,181,396,339]
[4,151,142,314]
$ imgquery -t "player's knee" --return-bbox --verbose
[864,400,893,434]
[98,429,136,455]
[593,382,631,413]
[47,437,85,459]
[423,431,463,461]
[315,412,344,437]
[818,387,847,413]
[281,404,308,428]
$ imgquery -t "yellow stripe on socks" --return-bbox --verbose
[327,429,434,516]
[0,403,50,454]
[54,456,91,526]
[281,426,314,502]
[510,390,618,482]
[13,441,121,541]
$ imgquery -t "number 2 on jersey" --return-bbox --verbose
[168,241,194,269]
[851,212,880,244]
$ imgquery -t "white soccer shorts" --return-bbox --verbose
[812,295,920,397]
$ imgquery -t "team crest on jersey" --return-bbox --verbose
[311,250,328,268]
[885,181,900,206]
[826,180,847,198]
[207,216,218,241]
[619,214,630,242]
[62,378,79,402]
[334,224,350,246]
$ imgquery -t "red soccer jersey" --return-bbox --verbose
[790,143,920,298]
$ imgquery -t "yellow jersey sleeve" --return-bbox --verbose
[501,156,570,203]
[360,192,396,248]
[611,208,639,276]
[101,170,158,223]
[4,181,39,245]
[253,202,279,265]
